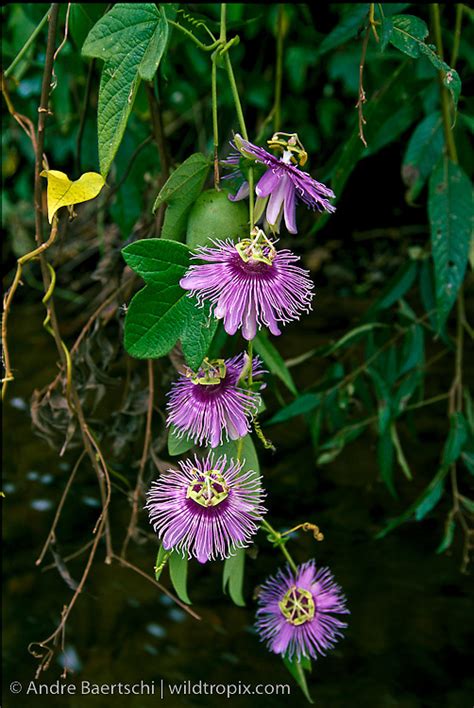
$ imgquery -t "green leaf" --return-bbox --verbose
[266,393,320,426]
[415,478,444,520]
[388,14,428,57]
[82,4,169,176]
[154,544,170,581]
[169,551,191,604]
[402,113,444,201]
[212,434,260,480]
[442,412,468,468]
[391,423,412,480]
[124,283,215,368]
[376,465,450,538]
[282,655,314,704]
[222,547,246,607]
[122,239,216,368]
[122,238,190,284]
[372,261,418,312]
[254,331,298,396]
[168,425,194,456]
[317,421,368,465]
[429,158,473,330]
[69,4,108,51]
[389,15,461,110]
[153,153,211,242]
[378,425,396,497]
[317,4,369,56]
[436,517,456,554]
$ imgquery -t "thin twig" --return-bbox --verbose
[35,451,87,566]
[111,554,202,621]
[356,23,371,148]
[121,359,155,558]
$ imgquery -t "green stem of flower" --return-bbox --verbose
[261,519,298,573]
[211,56,220,189]
[4,7,51,78]
[274,5,285,132]
[167,19,221,52]
[430,4,458,163]
[223,45,255,229]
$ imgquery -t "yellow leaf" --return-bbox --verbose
[40,170,105,223]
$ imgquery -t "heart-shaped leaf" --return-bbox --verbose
[40,170,105,223]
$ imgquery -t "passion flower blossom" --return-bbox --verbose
[146,452,266,563]
[179,229,314,340]
[255,560,349,661]
[166,354,264,448]
[225,132,336,234]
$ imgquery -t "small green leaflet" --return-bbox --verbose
[222,548,246,607]
[82,4,169,176]
[282,654,313,704]
[169,551,191,604]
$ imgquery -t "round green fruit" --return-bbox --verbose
[186,188,249,249]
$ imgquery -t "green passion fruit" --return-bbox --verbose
[185,189,250,249]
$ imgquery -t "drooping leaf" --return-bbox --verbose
[153,153,211,242]
[266,393,320,426]
[402,112,444,201]
[441,412,468,469]
[82,4,169,176]
[371,261,418,312]
[317,4,369,56]
[40,170,105,223]
[222,547,246,607]
[317,421,368,465]
[168,551,191,604]
[436,517,456,554]
[414,478,444,520]
[429,158,472,330]
[254,331,298,396]
[282,654,314,704]
[388,15,461,110]
[376,465,449,538]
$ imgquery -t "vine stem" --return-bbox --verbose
[221,7,255,228]
[2,216,59,398]
[4,7,51,78]
[430,4,458,163]
[260,519,298,573]
[273,5,285,133]
[431,3,472,570]
[121,359,155,559]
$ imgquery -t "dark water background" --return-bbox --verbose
[3,296,474,708]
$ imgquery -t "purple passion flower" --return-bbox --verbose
[180,228,314,340]
[227,132,336,234]
[146,453,266,563]
[166,354,264,448]
[255,560,349,661]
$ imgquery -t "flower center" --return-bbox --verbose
[236,227,276,266]
[267,132,308,166]
[279,585,315,626]
[186,358,227,386]
[186,469,229,507]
